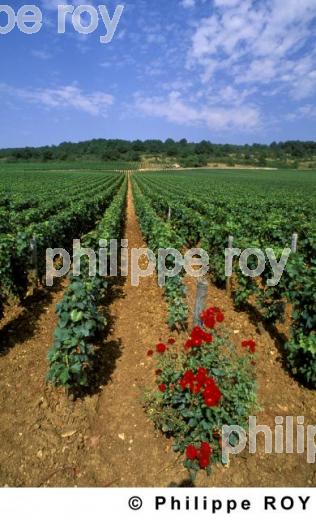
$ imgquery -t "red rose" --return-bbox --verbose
[180,370,195,391]
[186,445,198,460]
[200,441,212,457]
[185,324,214,349]
[158,383,167,392]
[197,367,207,385]
[191,327,204,341]
[203,333,213,343]
[185,339,193,350]
[242,339,256,353]
[248,340,256,353]
[180,380,187,391]
[183,370,195,381]
[205,377,216,388]
[201,307,224,329]
[193,441,213,469]
[203,384,222,407]
[156,343,167,354]
[192,382,203,394]
[198,455,210,469]
[188,381,194,393]
[147,349,154,357]
[192,338,202,347]
[190,326,205,347]
[216,311,224,323]
[203,315,216,329]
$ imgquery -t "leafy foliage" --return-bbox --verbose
[285,333,316,387]
[135,169,316,387]
[47,179,127,392]
[47,273,106,388]
[0,170,124,315]
[0,138,315,169]
[144,308,258,480]
[132,179,188,330]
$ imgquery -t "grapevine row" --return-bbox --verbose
[47,177,127,392]
[132,178,188,330]
[0,174,124,319]
[134,171,316,387]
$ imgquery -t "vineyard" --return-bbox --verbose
[0,165,315,487]
[0,169,125,318]
[132,169,316,386]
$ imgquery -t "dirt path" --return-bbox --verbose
[79,179,188,486]
[0,284,98,487]
[185,277,316,487]
[0,180,187,487]
[78,179,316,487]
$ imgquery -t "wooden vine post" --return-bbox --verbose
[226,235,234,297]
[30,235,39,285]
[291,232,298,253]
[193,278,208,327]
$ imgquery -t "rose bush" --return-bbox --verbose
[144,307,258,479]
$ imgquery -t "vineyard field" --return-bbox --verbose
[133,168,316,385]
[0,167,125,317]
[1,0,316,501]
[0,164,315,488]
[0,161,138,175]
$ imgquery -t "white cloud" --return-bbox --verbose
[0,84,114,116]
[40,0,60,8]
[40,0,86,9]
[214,0,241,7]
[181,0,196,8]
[134,91,261,131]
[298,105,316,118]
[286,104,316,121]
[31,49,51,60]
[209,85,257,105]
[188,0,316,100]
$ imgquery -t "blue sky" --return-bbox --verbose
[0,0,315,147]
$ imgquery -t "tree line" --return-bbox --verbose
[0,138,315,168]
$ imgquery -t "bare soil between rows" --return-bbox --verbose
[0,180,315,487]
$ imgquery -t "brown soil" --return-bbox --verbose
[0,180,315,487]
[0,284,98,487]
[185,277,316,487]
[76,179,181,487]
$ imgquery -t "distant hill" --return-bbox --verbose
[0,138,315,169]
